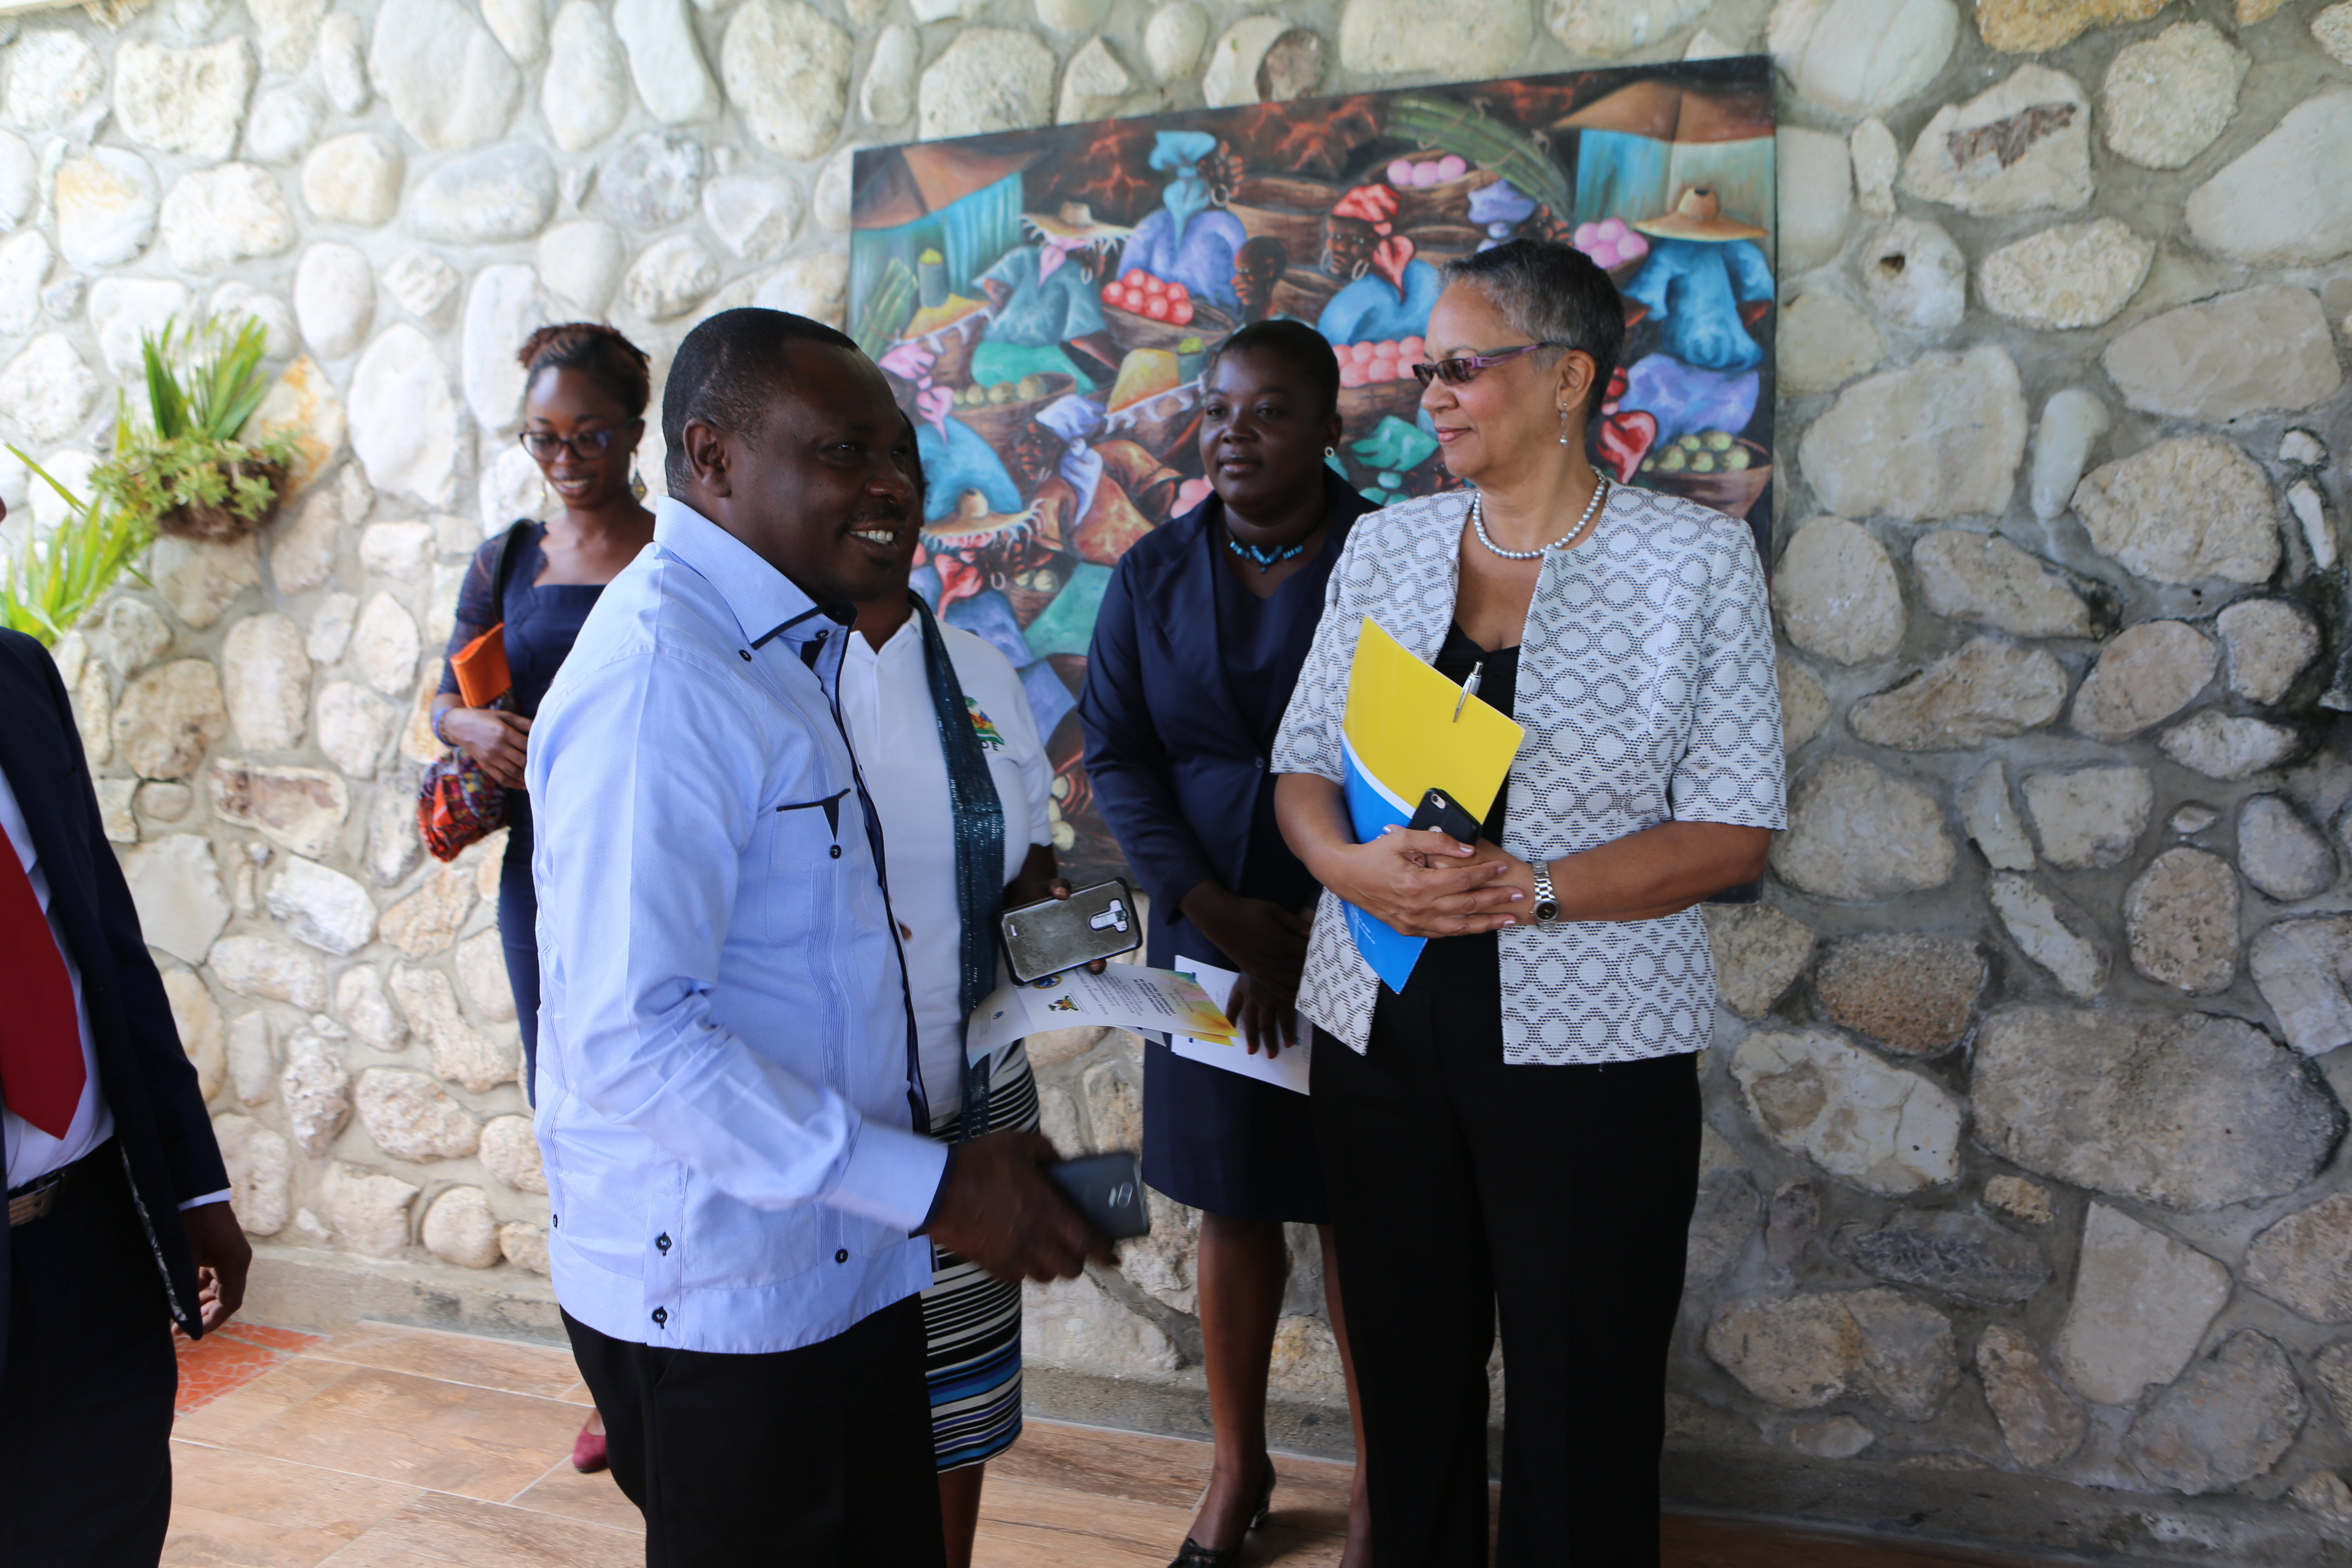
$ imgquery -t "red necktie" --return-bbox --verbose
[0,837,84,1140]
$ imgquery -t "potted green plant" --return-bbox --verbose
[92,315,300,544]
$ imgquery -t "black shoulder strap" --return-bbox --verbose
[488,519,534,612]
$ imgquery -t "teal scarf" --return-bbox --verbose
[909,595,1007,1142]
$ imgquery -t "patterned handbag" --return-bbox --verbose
[416,522,532,863]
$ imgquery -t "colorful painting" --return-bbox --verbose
[850,58,1778,885]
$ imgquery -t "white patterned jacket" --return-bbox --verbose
[1269,482,1786,1064]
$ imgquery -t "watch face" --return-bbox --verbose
[1534,898,1561,923]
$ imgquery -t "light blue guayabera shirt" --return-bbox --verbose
[527,497,949,1355]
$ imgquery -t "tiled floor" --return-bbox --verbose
[165,1320,2063,1567]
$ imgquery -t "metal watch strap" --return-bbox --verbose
[1531,863,1559,924]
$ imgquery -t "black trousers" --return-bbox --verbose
[564,1294,945,1568]
[1,1147,178,1568]
[1312,979,1701,1567]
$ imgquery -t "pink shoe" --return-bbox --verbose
[572,1416,609,1474]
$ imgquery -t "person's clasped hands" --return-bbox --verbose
[1326,822,1527,941]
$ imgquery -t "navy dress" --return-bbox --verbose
[1079,476,1373,1222]
[437,523,605,1101]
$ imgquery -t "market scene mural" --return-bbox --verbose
[850,58,1777,882]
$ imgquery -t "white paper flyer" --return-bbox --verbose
[1168,956,1311,1096]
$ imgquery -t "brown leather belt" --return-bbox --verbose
[7,1148,95,1227]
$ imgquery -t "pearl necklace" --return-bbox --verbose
[1470,478,1610,561]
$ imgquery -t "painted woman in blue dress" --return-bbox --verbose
[1616,185,1775,443]
[1313,184,1441,346]
[1121,131,1250,310]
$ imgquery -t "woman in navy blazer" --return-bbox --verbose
[1079,321,1374,1568]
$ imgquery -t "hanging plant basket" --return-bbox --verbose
[153,454,290,542]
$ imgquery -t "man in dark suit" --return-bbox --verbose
[1,610,251,1566]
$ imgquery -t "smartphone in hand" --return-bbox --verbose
[1044,1151,1150,1240]
[1406,786,1481,844]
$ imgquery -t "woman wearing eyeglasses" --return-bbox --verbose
[429,321,655,1474]
[1271,240,1785,1566]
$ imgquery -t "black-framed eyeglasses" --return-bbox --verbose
[520,428,621,461]
[1410,342,1564,387]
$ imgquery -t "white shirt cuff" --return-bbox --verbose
[177,1189,233,1211]
[824,1121,951,1233]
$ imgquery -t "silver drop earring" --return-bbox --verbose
[630,459,648,501]
[1558,406,1572,447]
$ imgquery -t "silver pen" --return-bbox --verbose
[1453,661,1483,722]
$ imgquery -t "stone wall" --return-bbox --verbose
[8,0,2352,1554]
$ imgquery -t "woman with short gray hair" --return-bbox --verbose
[1272,238,1785,1564]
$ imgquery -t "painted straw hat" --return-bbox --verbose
[1021,200,1133,245]
[1631,185,1767,243]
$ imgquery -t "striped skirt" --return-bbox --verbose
[922,1041,1038,1472]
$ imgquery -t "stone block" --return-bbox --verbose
[2103,286,2341,425]
[1960,762,2035,873]
[1974,0,2161,51]
[406,143,557,245]
[2020,765,2150,870]
[1771,517,1902,666]
[210,935,329,1011]
[2250,918,2352,1057]
[114,38,254,162]
[1023,1273,1179,1372]
[1848,637,2067,751]
[2185,91,2352,267]
[2238,796,2333,903]
[2054,1203,2229,1407]
[1815,934,1983,1055]
[1987,873,2107,998]
[2102,22,2246,170]
[1900,67,2091,216]
[122,834,231,964]
[2124,1332,2304,1494]
[1972,1007,2340,1212]
[369,0,521,151]
[1857,218,1964,334]
[2247,1195,2352,1324]
[280,1025,351,1156]
[1700,903,1815,1018]
[422,1185,503,1267]
[725,0,853,157]
[2217,599,2319,707]
[1978,1325,2084,1468]
[390,962,516,1092]
[1766,0,1957,114]
[355,1066,481,1162]
[2159,712,2299,782]
[1839,1209,2047,1305]
[1704,1287,1956,1420]
[213,1114,293,1236]
[1799,347,2024,523]
[1977,219,2151,331]
[2070,622,2216,744]
[2072,437,2277,587]
[267,855,377,956]
[1731,1027,1962,1194]
[2124,848,2240,994]
[350,325,466,508]
[1911,532,2094,640]
[1778,292,1880,395]
[480,1114,547,1193]
[327,1162,419,1258]
[1773,756,1954,901]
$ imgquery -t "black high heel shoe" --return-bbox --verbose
[1167,1461,1276,1567]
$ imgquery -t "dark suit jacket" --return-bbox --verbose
[0,629,227,1353]
[1078,478,1374,964]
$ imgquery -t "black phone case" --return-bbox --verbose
[1045,1151,1150,1240]
[1407,786,1481,843]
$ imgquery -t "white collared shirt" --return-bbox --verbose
[838,613,1055,1118]
[527,497,949,1355]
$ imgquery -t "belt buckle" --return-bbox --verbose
[6,1165,73,1227]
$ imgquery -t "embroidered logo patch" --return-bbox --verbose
[965,696,1007,751]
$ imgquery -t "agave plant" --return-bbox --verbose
[91,314,300,545]
[0,451,154,647]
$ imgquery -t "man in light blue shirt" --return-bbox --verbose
[528,309,1100,1566]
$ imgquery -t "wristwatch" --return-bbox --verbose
[1530,862,1560,926]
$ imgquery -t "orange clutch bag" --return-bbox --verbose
[449,624,512,710]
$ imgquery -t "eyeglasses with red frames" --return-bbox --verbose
[1410,342,1566,387]
[519,428,621,461]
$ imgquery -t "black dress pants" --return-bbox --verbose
[1311,945,1702,1568]
[1,1147,178,1568]
[564,1294,945,1568]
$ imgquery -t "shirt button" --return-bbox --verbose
[829,844,842,859]
[655,1233,671,1253]
[651,1306,668,1327]
[835,1248,849,1263]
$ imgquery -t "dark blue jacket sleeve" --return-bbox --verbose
[31,639,227,1203]
[1077,557,1221,918]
